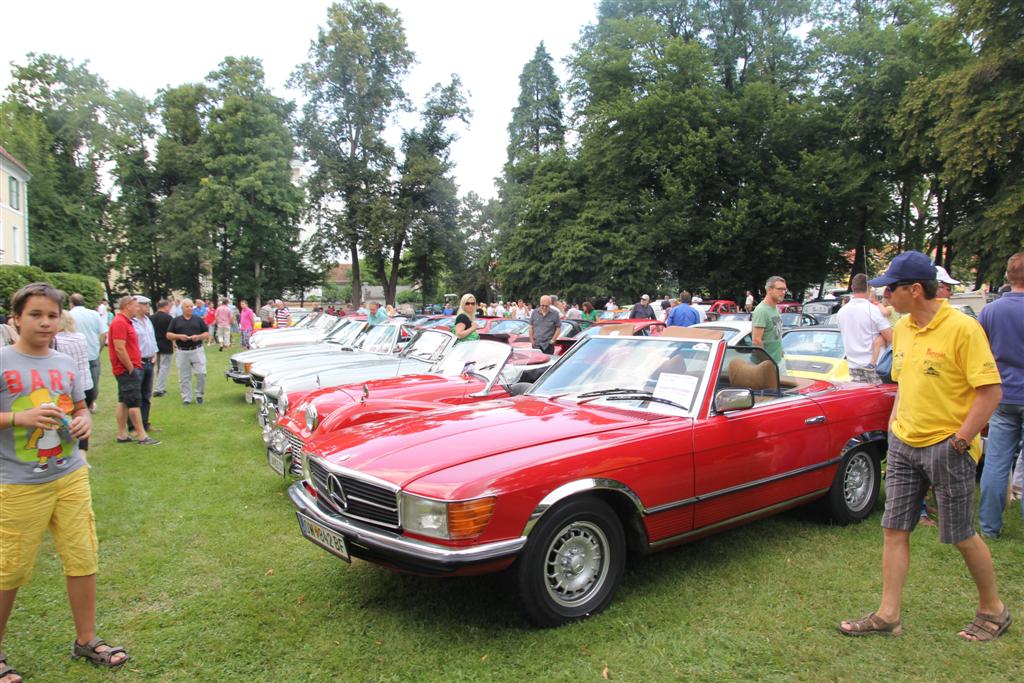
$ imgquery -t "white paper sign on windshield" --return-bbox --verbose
[653,373,698,408]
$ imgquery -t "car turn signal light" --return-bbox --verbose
[447,497,497,540]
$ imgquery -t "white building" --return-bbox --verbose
[0,146,30,265]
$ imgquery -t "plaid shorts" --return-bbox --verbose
[881,433,977,544]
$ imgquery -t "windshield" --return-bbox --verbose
[310,313,337,330]
[530,337,713,415]
[782,329,845,358]
[354,324,401,354]
[780,313,803,327]
[433,340,512,384]
[489,320,530,335]
[326,321,364,346]
[401,329,452,361]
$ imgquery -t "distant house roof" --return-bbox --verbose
[0,146,30,178]
[326,264,352,284]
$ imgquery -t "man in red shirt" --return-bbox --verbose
[108,296,159,445]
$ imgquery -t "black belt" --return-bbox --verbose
[178,345,201,351]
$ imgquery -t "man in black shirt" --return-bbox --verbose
[150,299,174,397]
[166,299,209,405]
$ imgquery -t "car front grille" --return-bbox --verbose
[308,457,400,529]
[284,430,304,455]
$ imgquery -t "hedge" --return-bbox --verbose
[0,265,105,310]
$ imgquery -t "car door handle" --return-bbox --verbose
[805,415,826,425]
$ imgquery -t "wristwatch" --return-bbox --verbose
[950,435,971,454]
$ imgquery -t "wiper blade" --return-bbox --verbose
[578,390,689,412]
[577,388,643,398]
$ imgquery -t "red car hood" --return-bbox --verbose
[307,397,665,488]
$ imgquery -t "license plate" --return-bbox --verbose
[267,449,286,476]
[245,387,255,404]
[297,513,350,562]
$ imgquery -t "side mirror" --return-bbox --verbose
[715,388,754,413]
[508,382,532,396]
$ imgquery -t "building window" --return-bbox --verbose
[8,177,20,211]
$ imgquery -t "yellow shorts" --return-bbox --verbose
[0,466,98,589]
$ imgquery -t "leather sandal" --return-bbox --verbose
[0,651,23,683]
[959,606,1011,642]
[837,612,903,636]
[71,637,130,668]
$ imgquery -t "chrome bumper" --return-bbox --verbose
[288,482,527,570]
[225,370,251,384]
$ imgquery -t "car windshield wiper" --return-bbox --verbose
[577,388,644,399]
[579,389,689,412]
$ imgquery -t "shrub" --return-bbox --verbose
[0,265,50,309]
[395,289,421,305]
[46,272,106,308]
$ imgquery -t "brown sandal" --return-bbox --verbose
[959,606,1012,642]
[71,637,130,668]
[0,651,23,683]
[837,612,903,636]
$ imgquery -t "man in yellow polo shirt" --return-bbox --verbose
[838,251,1008,641]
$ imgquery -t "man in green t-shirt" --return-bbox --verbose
[752,275,787,366]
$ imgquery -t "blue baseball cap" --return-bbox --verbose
[868,251,938,287]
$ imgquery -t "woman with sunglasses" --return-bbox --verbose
[452,293,480,342]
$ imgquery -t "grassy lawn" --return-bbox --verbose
[6,345,1024,681]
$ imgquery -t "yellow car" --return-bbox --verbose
[781,327,851,381]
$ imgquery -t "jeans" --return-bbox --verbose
[978,402,1024,537]
[154,352,173,393]
[176,347,207,402]
[139,358,154,428]
[87,358,100,406]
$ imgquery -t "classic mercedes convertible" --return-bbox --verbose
[290,328,895,626]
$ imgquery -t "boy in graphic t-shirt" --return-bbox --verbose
[0,283,131,677]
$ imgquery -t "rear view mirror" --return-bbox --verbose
[715,388,754,413]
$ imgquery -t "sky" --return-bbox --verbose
[1,0,599,200]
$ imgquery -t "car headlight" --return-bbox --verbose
[304,405,319,432]
[262,423,273,445]
[278,391,288,415]
[271,429,288,454]
[399,493,496,540]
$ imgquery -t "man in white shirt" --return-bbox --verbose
[68,293,108,411]
[837,274,893,370]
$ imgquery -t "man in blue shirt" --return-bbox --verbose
[67,293,107,411]
[977,252,1024,538]
[666,291,701,327]
[131,296,159,433]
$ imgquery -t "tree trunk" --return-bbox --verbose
[254,261,262,310]
[350,245,362,308]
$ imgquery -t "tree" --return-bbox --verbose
[290,0,414,307]
[896,0,1024,286]
[0,54,111,279]
[201,57,306,307]
[107,88,163,299]
[369,77,469,304]
[506,42,565,166]
[154,82,214,297]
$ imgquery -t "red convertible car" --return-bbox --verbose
[290,328,895,626]
[267,341,554,477]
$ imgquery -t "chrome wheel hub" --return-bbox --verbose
[544,521,610,607]
[844,452,873,512]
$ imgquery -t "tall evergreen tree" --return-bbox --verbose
[506,42,565,167]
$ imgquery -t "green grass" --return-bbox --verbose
[5,345,1024,681]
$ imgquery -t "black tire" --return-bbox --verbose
[515,497,626,627]
[826,447,881,524]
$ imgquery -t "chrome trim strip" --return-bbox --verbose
[314,458,402,493]
[644,458,842,515]
[290,483,526,564]
[522,478,644,536]
[648,489,828,548]
[841,430,887,457]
